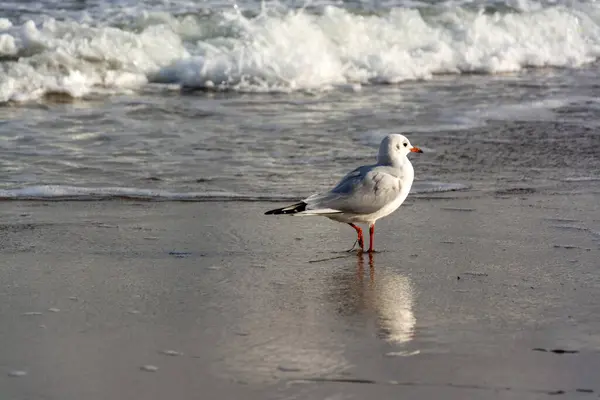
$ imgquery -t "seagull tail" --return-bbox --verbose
[264,202,307,215]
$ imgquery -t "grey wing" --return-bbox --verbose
[303,166,402,215]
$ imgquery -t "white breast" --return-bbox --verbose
[368,180,411,221]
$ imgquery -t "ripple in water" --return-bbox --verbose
[160,350,183,356]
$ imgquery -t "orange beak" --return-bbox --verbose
[410,147,423,153]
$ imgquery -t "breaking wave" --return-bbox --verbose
[2,1,600,101]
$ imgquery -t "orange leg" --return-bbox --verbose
[368,223,375,253]
[348,223,364,251]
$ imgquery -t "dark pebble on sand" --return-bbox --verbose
[495,188,536,196]
[168,251,192,258]
[277,365,302,372]
[532,348,579,354]
[551,349,579,354]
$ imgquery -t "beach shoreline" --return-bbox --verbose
[1,186,598,399]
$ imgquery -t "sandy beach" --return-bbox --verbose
[1,184,599,399]
[2,0,600,398]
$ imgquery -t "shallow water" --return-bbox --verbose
[0,0,599,200]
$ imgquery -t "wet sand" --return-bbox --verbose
[1,186,599,399]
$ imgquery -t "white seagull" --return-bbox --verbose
[265,134,423,253]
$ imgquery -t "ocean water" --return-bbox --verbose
[0,0,599,200]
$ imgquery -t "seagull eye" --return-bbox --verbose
[403,142,408,147]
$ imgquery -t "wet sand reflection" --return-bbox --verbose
[331,252,416,345]
[215,252,416,383]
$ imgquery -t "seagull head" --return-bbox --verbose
[378,134,423,165]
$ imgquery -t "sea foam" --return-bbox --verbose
[0,182,469,201]
[0,17,188,102]
[2,3,600,101]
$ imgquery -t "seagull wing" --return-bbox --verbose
[302,165,402,215]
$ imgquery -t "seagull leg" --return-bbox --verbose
[347,223,364,252]
[368,223,375,253]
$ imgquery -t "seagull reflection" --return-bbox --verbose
[213,253,416,384]
[331,253,416,344]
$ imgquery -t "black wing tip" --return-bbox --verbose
[265,202,307,215]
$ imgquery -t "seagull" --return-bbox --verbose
[265,134,423,253]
